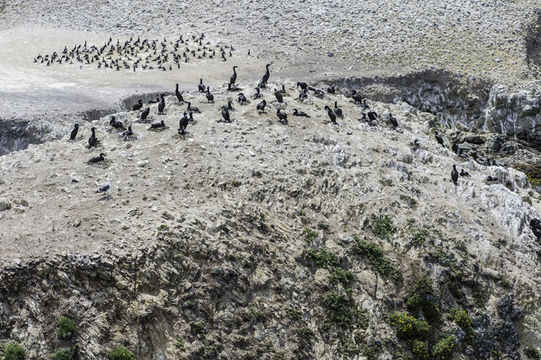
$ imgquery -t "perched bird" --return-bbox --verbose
[451,165,459,186]
[367,111,378,121]
[69,123,79,140]
[324,106,337,124]
[88,127,98,148]
[333,101,343,117]
[157,94,166,114]
[109,116,125,131]
[274,89,283,103]
[435,131,445,147]
[278,84,287,94]
[313,89,325,98]
[206,87,215,103]
[221,107,231,122]
[277,109,288,124]
[178,112,189,135]
[261,63,271,85]
[388,113,398,128]
[327,86,336,94]
[187,102,201,113]
[351,89,363,104]
[140,107,150,122]
[256,99,267,112]
[293,109,310,117]
[296,82,308,91]
[122,126,133,140]
[88,153,105,163]
[230,65,238,84]
[227,82,241,91]
[149,120,165,129]
[238,93,247,105]
[198,78,205,93]
[132,99,143,111]
[451,142,459,153]
[175,84,185,103]
[460,169,470,177]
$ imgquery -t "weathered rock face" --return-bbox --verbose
[485,83,541,148]
[1,84,541,359]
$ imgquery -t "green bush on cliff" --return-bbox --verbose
[432,335,455,360]
[3,343,25,360]
[108,346,135,360]
[56,317,76,338]
[51,345,78,360]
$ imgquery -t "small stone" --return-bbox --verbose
[0,200,11,211]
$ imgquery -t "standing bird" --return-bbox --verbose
[274,89,283,103]
[435,131,445,147]
[297,82,308,91]
[451,165,459,186]
[178,112,189,135]
[157,94,166,114]
[256,100,267,112]
[299,89,308,102]
[175,84,185,103]
[451,142,459,153]
[88,127,98,148]
[122,126,133,140]
[198,78,205,93]
[109,116,125,131]
[230,65,238,85]
[333,101,343,117]
[351,90,363,104]
[277,109,288,125]
[206,87,214,103]
[140,107,150,122]
[324,106,337,124]
[221,107,231,122]
[388,113,399,128]
[132,99,143,111]
[238,93,247,105]
[261,64,271,85]
[327,86,336,94]
[69,123,79,140]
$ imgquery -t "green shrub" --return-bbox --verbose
[303,228,317,242]
[389,312,429,341]
[432,335,455,360]
[452,309,474,340]
[322,292,368,329]
[3,343,25,360]
[525,346,541,359]
[190,321,206,336]
[406,277,440,323]
[51,345,78,360]
[371,214,396,239]
[305,248,338,268]
[354,239,402,283]
[410,340,428,360]
[56,317,76,338]
[411,229,430,247]
[108,346,135,360]
[329,268,355,287]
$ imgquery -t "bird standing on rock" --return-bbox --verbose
[293,109,310,117]
[69,123,79,140]
[88,153,106,163]
[230,65,238,85]
[261,64,271,86]
[435,131,445,147]
[132,99,143,111]
[277,109,288,125]
[206,87,214,103]
[221,107,231,122]
[140,107,150,122]
[187,102,201,113]
[324,106,337,124]
[388,113,398,128]
[451,165,459,186]
[175,84,185,103]
[256,100,267,113]
[198,78,205,93]
[149,120,165,129]
[238,93,247,105]
[178,112,189,135]
[334,101,343,117]
[274,89,283,103]
[88,127,98,148]
[157,94,166,114]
